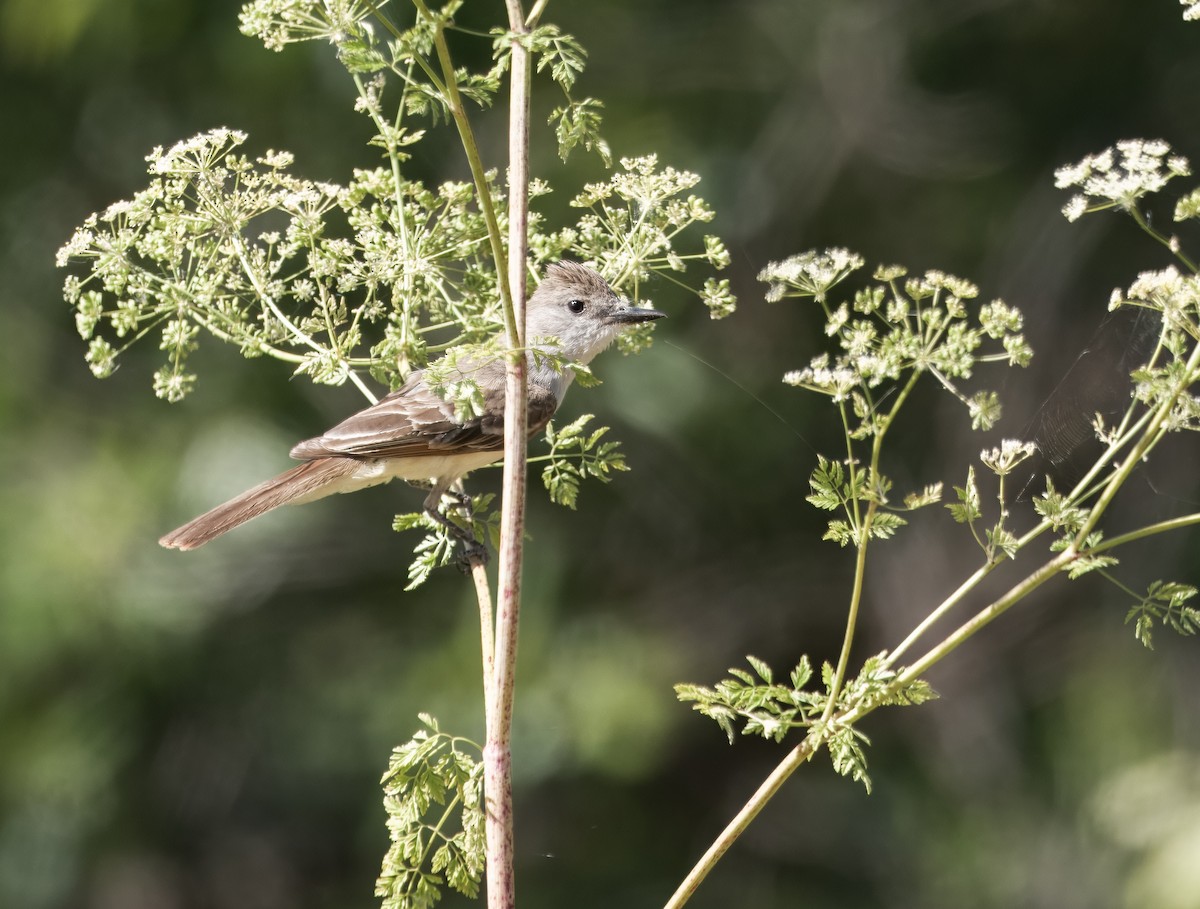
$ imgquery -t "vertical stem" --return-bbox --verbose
[474,560,495,693]
[821,369,919,714]
[485,5,536,909]
[820,500,874,719]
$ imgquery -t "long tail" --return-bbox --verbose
[159,458,359,551]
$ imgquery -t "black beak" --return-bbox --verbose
[607,305,667,325]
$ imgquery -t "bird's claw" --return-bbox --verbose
[424,497,489,570]
[454,536,489,571]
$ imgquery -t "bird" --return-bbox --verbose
[159,261,664,550]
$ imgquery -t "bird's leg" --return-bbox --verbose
[445,487,490,570]
[421,482,488,567]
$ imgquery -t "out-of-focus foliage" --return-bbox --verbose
[3,2,1200,909]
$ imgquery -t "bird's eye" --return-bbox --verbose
[566,299,586,314]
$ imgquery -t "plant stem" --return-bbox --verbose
[231,238,378,403]
[525,0,549,26]
[1090,512,1200,553]
[662,736,821,909]
[473,560,495,694]
[821,499,874,719]
[1073,333,1200,548]
[884,558,1000,666]
[666,546,1075,909]
[412,0,515,339]
[822,368,921,714]
[484,5,536,909]
[1131,207,1200,273]
[893,548,1074,685]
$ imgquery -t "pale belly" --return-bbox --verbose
[292,451,504,503]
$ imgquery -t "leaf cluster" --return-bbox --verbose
[1125,580,1200,649]
[375,714,484,909]
[539,414,628,509]
[676,654,935,792]
[805,456,927,547]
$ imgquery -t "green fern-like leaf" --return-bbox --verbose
[375,717,484,909]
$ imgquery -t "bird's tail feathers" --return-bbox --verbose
[159,458,358,551]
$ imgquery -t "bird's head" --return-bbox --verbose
[526,261,665,366]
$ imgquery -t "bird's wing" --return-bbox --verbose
[290,364,560,461]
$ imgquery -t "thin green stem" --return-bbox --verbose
[410,0,515,344]
[188,312,306,364]
[822,368,921,717]
[894,549,1075,685]
[351,67,420,365]
[884,504,1063,669]
[1090,512,1200,554]
[884,559,999,666]
[231,238,377,403]
[1073,334,1200,547]
[821,501,874,719]
[836,402,860,529]
[525,0,550,27]
[1131,206,1200,273]
[1096,568,1142,601]
[403,793,465,896]
[667,546,1077,909]
[662,735,821,909]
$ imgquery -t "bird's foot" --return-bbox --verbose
[455,536,490,571]
[424,499,489,570]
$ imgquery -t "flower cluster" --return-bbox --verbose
[59,124,734,402]
[56,127,509,401]
[980,439,1037,477]
[1054,139,1191,222]
[759,248,865,304]
[767,250,1030,433]
[1121,266,1200,327]
[239,0,383,52]
[549,155,735,333]
[784,354,857,402]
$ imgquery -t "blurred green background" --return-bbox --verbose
[4,1,1200,907]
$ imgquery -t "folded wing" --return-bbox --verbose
[290,363,560,461]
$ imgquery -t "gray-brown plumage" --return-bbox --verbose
[159,262,663,550]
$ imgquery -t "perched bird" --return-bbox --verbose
[159,261,664,550]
